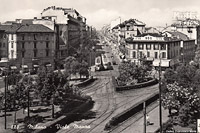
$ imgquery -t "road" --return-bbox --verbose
[56,35,159,133]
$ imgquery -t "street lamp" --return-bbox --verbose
[4,70,7,129]
[159,46,162,132]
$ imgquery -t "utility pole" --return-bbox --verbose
[27,86,30,118]
[4,71,7,129]
[143,102,146,133]
[27,76,31,118]
[159,44,162,132]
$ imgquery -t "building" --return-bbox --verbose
[0,30,8,60]
[41,6,87,58]
[163,31,196,64]
[16,24,56,71]
[197,26,200,48]
[171,11,200,47]
[111,18,146,48]
[0,23,56,72]
[0,24,21,71]
[125,33,195,69]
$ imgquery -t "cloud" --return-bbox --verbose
[0,9,40,22]
[85,9,126,29]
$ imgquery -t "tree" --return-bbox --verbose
[162,82,200,126]
[78,60,89,78]
[194,47,200,68]
[117,61,148,85]
[163,68,177,84]
[64,56,76,79]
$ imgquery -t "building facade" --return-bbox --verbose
[125,33,195,69]
[41,6,87,59]
[0,23,56,71]
[0,30,8,60]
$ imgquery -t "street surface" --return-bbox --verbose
[0,35,160,133]
[56,35,159,133]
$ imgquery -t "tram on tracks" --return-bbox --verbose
[95,56,103,71]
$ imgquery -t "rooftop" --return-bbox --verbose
[112,18,145,29]
[0,24,21,33]
[136,33,163,37]
[0,23,54,33]
[17,24,54,33]
[163,31,189,41]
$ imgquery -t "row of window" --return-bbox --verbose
[21,34,50,41]
[21,42,49,49]
[21,50,50,58]
[131,44,167,50]
[132,51,166,59]
[0,42,6,48]
[0,34,6,39]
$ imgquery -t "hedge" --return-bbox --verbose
[76,77,96,87]
[111,77,158,91]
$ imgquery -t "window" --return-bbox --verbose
[34,34,36,40]
[11,50,14,59]
[154,44,159,50]
[132,51,136,58]
[147,51,150,57]
[138,44,143,50]
[162,52,166,58]
[22,51,25,58]
[146,44,151,50]
[161,44,166,50]
[11,42,13,48]
[0,42,1,47]
[139,51,143,58]
[22,34,25,40]
[155,52,158,59]
[60,31,62,36]
[22,42,25,49]
[11,34,13,40]
[46,42,49,48]
[34,51,37,57]
[46,50,49,57]
[132,44,136,49]
[46,34,49,40]
[34,42,37,48]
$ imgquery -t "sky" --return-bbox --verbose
[0,0,200,30]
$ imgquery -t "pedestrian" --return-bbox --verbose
[146,114,150,126]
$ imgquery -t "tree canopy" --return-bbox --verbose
[117,61,149,85]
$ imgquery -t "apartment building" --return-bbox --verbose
[0,23,55,71]
[41,6,87,58]
[125,33,195,69]
[0,30,8,60]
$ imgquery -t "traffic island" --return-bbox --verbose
[112,76,158,91]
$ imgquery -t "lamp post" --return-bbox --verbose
[159,45,162,132]
[4,70,7,129]
[143,102,146,133]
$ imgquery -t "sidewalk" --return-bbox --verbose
[123,106,169,133]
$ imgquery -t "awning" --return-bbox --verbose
[33,65,39,67]
[10,66,17,70]
[46,64,52,67]
[146,57,154,61]
[153,59,171,67]
[0,58,9,63]
[21,65,28,68]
